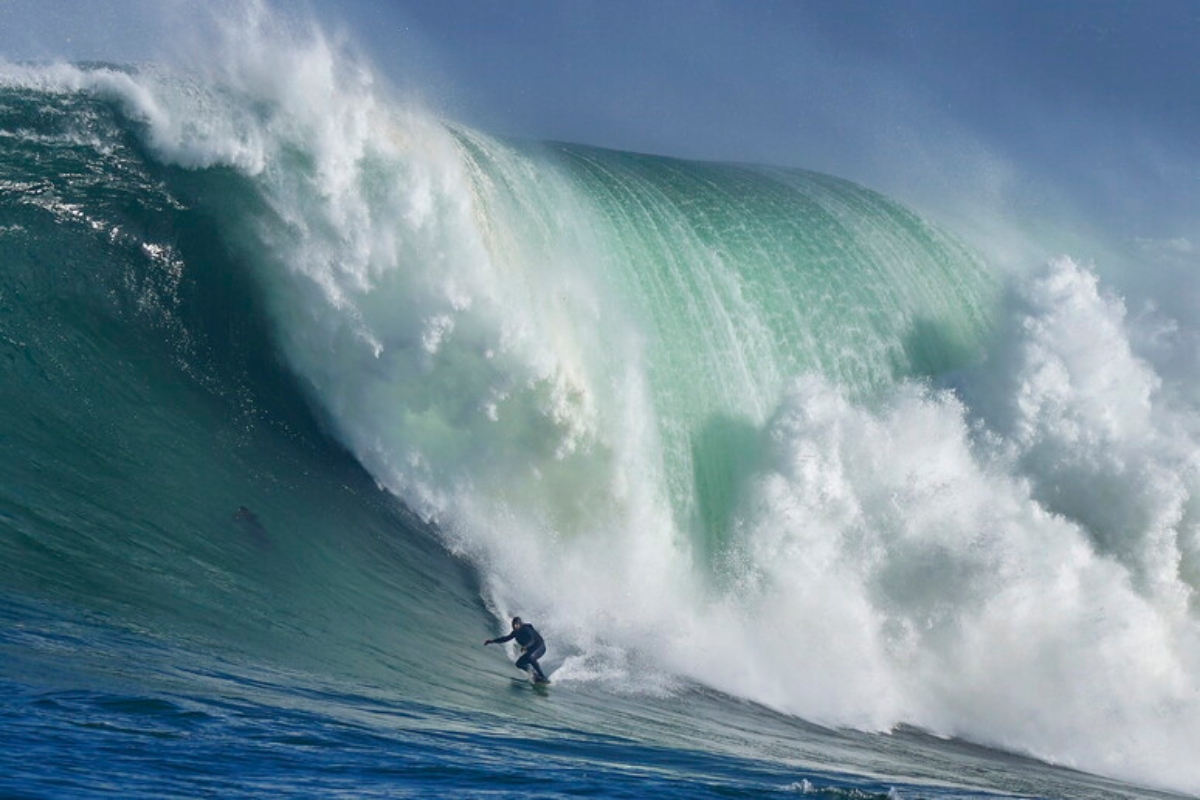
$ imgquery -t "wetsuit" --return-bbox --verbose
[492,624,548,681]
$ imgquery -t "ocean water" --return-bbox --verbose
[2,14,1199,800]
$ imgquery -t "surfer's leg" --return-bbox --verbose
[524,643,547,680]
[515,646,543,678]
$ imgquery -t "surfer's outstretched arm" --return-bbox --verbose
[484,631,516,645]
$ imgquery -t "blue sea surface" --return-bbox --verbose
[2,594,1183,800]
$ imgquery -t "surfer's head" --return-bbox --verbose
[511,617,522,629]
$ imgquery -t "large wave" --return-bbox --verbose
[3,7,1198,795]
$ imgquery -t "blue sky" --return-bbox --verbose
[2,1,1197,250]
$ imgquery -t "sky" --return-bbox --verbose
[1,1,1197,266]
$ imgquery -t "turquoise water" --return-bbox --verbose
[2,44,1199,800]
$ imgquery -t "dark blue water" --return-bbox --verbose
[2,589,1184,800]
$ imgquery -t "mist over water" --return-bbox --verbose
[3,4,1199,796]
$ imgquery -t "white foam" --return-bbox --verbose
[703,258,1200,789]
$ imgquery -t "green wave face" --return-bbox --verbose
[0,81,489,695]
[443,134,996,561]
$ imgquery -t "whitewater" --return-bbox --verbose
[2,9,1198,799]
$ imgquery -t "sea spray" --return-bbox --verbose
[719,366,1198,785]
[703,256,1200,787]
[961,258,1200,607]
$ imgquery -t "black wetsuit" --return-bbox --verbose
[493,624,547,681]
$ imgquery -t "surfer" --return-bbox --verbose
[485,617,549,683]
